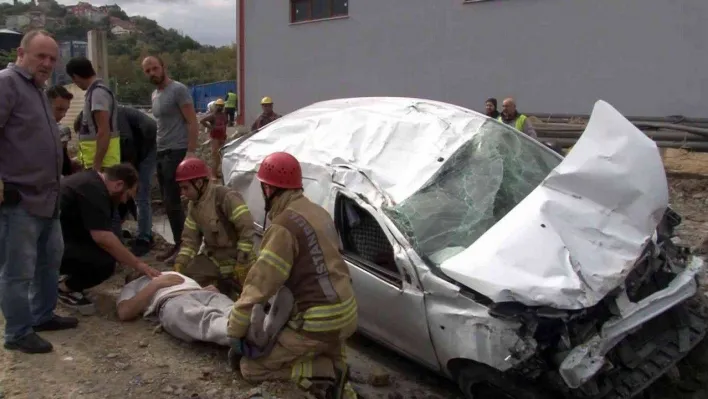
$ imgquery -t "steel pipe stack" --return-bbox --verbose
[529,114,708,152]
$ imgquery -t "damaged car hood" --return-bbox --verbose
[440,101,670,310]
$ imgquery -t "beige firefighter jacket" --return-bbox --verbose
[175,182,256,276]
[227,190,358,343]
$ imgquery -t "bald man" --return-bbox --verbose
[141,56,199,264]
[0,30,79,354]
[499,98,537,139]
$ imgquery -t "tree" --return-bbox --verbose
[0,49,17,69]
[0,6,236,103]
[46,0,67,18]
[107,8,129,21]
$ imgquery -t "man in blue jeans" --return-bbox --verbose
[0,30,79,354]
[116,106,158,256]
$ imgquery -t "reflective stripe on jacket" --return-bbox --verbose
[175,182,256,275]
[228,191,358,342]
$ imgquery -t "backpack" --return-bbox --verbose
[80,83,117,137]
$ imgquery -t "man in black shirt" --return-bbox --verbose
[58,163,161,315]
[75,107,158,256]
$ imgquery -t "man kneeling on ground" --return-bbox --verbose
[173,158,256,300]
[117,271,293,350]
[58,163,161,315]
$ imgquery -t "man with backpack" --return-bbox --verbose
[65,57,121,171]
[172,158,256,300]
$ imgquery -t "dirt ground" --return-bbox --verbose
[3,147,708,399]
[0,227,460,399]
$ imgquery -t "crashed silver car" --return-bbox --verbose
[222,98,708,398]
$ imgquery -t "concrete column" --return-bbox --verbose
[87,30,109,81]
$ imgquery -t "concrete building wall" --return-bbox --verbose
[240,0,708,123]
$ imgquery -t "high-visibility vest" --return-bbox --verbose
[78,81,121,169]
[498,114,527,132]
[225,92,237,108]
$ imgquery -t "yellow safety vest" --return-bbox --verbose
[225,92,237,108]
[498,114,527,132]
[78,82,121,169]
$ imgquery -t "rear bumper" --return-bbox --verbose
[559,256,704,389]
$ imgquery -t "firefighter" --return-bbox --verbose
[172,158,256,299]
[200,98,229,180]
[250,96,282,132]
[227,152,358,399]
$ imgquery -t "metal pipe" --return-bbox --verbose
[541,137,708,152]
[537,130,708,142]
[529,113,708,124]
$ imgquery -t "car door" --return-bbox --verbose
[333,191,439,370]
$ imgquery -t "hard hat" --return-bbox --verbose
[256,152,302,189]
[261,96,273,105]
[175,158,210,182]
[215,98,225,106]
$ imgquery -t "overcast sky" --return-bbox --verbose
[2,0,236,46]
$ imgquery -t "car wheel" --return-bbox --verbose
[457,365,551,399]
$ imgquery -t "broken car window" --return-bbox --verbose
[383,120,562,267]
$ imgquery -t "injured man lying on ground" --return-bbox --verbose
[116,272,293,349]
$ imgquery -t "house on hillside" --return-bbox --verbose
[235,0,708,125]
[109,16,136,36]
[66,2,106,23]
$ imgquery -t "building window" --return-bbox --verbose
[291,0,348,23]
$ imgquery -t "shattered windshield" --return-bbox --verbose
[383,120,562,266]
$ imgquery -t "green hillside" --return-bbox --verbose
[0,0,236,104]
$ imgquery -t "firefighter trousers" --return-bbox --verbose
[240,327,357,398]
[184,254,247,300]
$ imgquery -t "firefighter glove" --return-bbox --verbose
[227,338,242,371]
[174,263,184,274]
[236,250,249,265]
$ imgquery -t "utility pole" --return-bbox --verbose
[87,30,109,82]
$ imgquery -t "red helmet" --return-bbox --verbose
[175,158,210,182]
[256,152,302,189]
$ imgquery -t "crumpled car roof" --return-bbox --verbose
[222,98,669,310]
[223,97,491,207]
